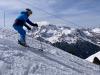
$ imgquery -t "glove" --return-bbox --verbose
[24,23,31,30]
[27,26,31,30]
[33,23,38,27]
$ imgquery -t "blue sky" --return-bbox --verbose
[0,0,100,28]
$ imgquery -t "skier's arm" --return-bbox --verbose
[24,23,31,30]
[26,19,38,27]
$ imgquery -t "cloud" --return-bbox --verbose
[0,0,22,10]
[49,0,80,12]
[47,0,100,17]
[0,0,100,28]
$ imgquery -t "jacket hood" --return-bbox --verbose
[21,11,27,14]
[21,11,29,17]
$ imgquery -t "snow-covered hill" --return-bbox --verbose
[86,51,100,62]
[0,28,100,75]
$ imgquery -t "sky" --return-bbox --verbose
[0,0,100,28]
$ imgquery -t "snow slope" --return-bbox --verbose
[86,51,100,62]
[0,28,100,75]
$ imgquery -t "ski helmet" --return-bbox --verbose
[26,8,32,14]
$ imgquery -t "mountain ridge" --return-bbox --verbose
[28,24,100,59]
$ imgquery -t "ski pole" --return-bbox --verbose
[29,26,44,51]
[37,27,44,51]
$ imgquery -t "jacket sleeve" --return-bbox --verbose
[24,23,31,30]
[26,19,38,27]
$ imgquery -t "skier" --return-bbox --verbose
[13,8,38,47]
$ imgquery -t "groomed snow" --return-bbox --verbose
[0,28,100,75]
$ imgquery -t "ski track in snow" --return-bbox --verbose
[0,38,82,74]
[0,29,100,75]
[0,38,99,75]
[2,38,77,73]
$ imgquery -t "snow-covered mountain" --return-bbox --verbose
[0,27,100,75]
[28,24,100,59]
[31,24,77,44]
[30,24,100,45]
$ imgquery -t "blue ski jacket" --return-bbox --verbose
[14,11,38,27]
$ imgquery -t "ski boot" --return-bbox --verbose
[18,40,29,47]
